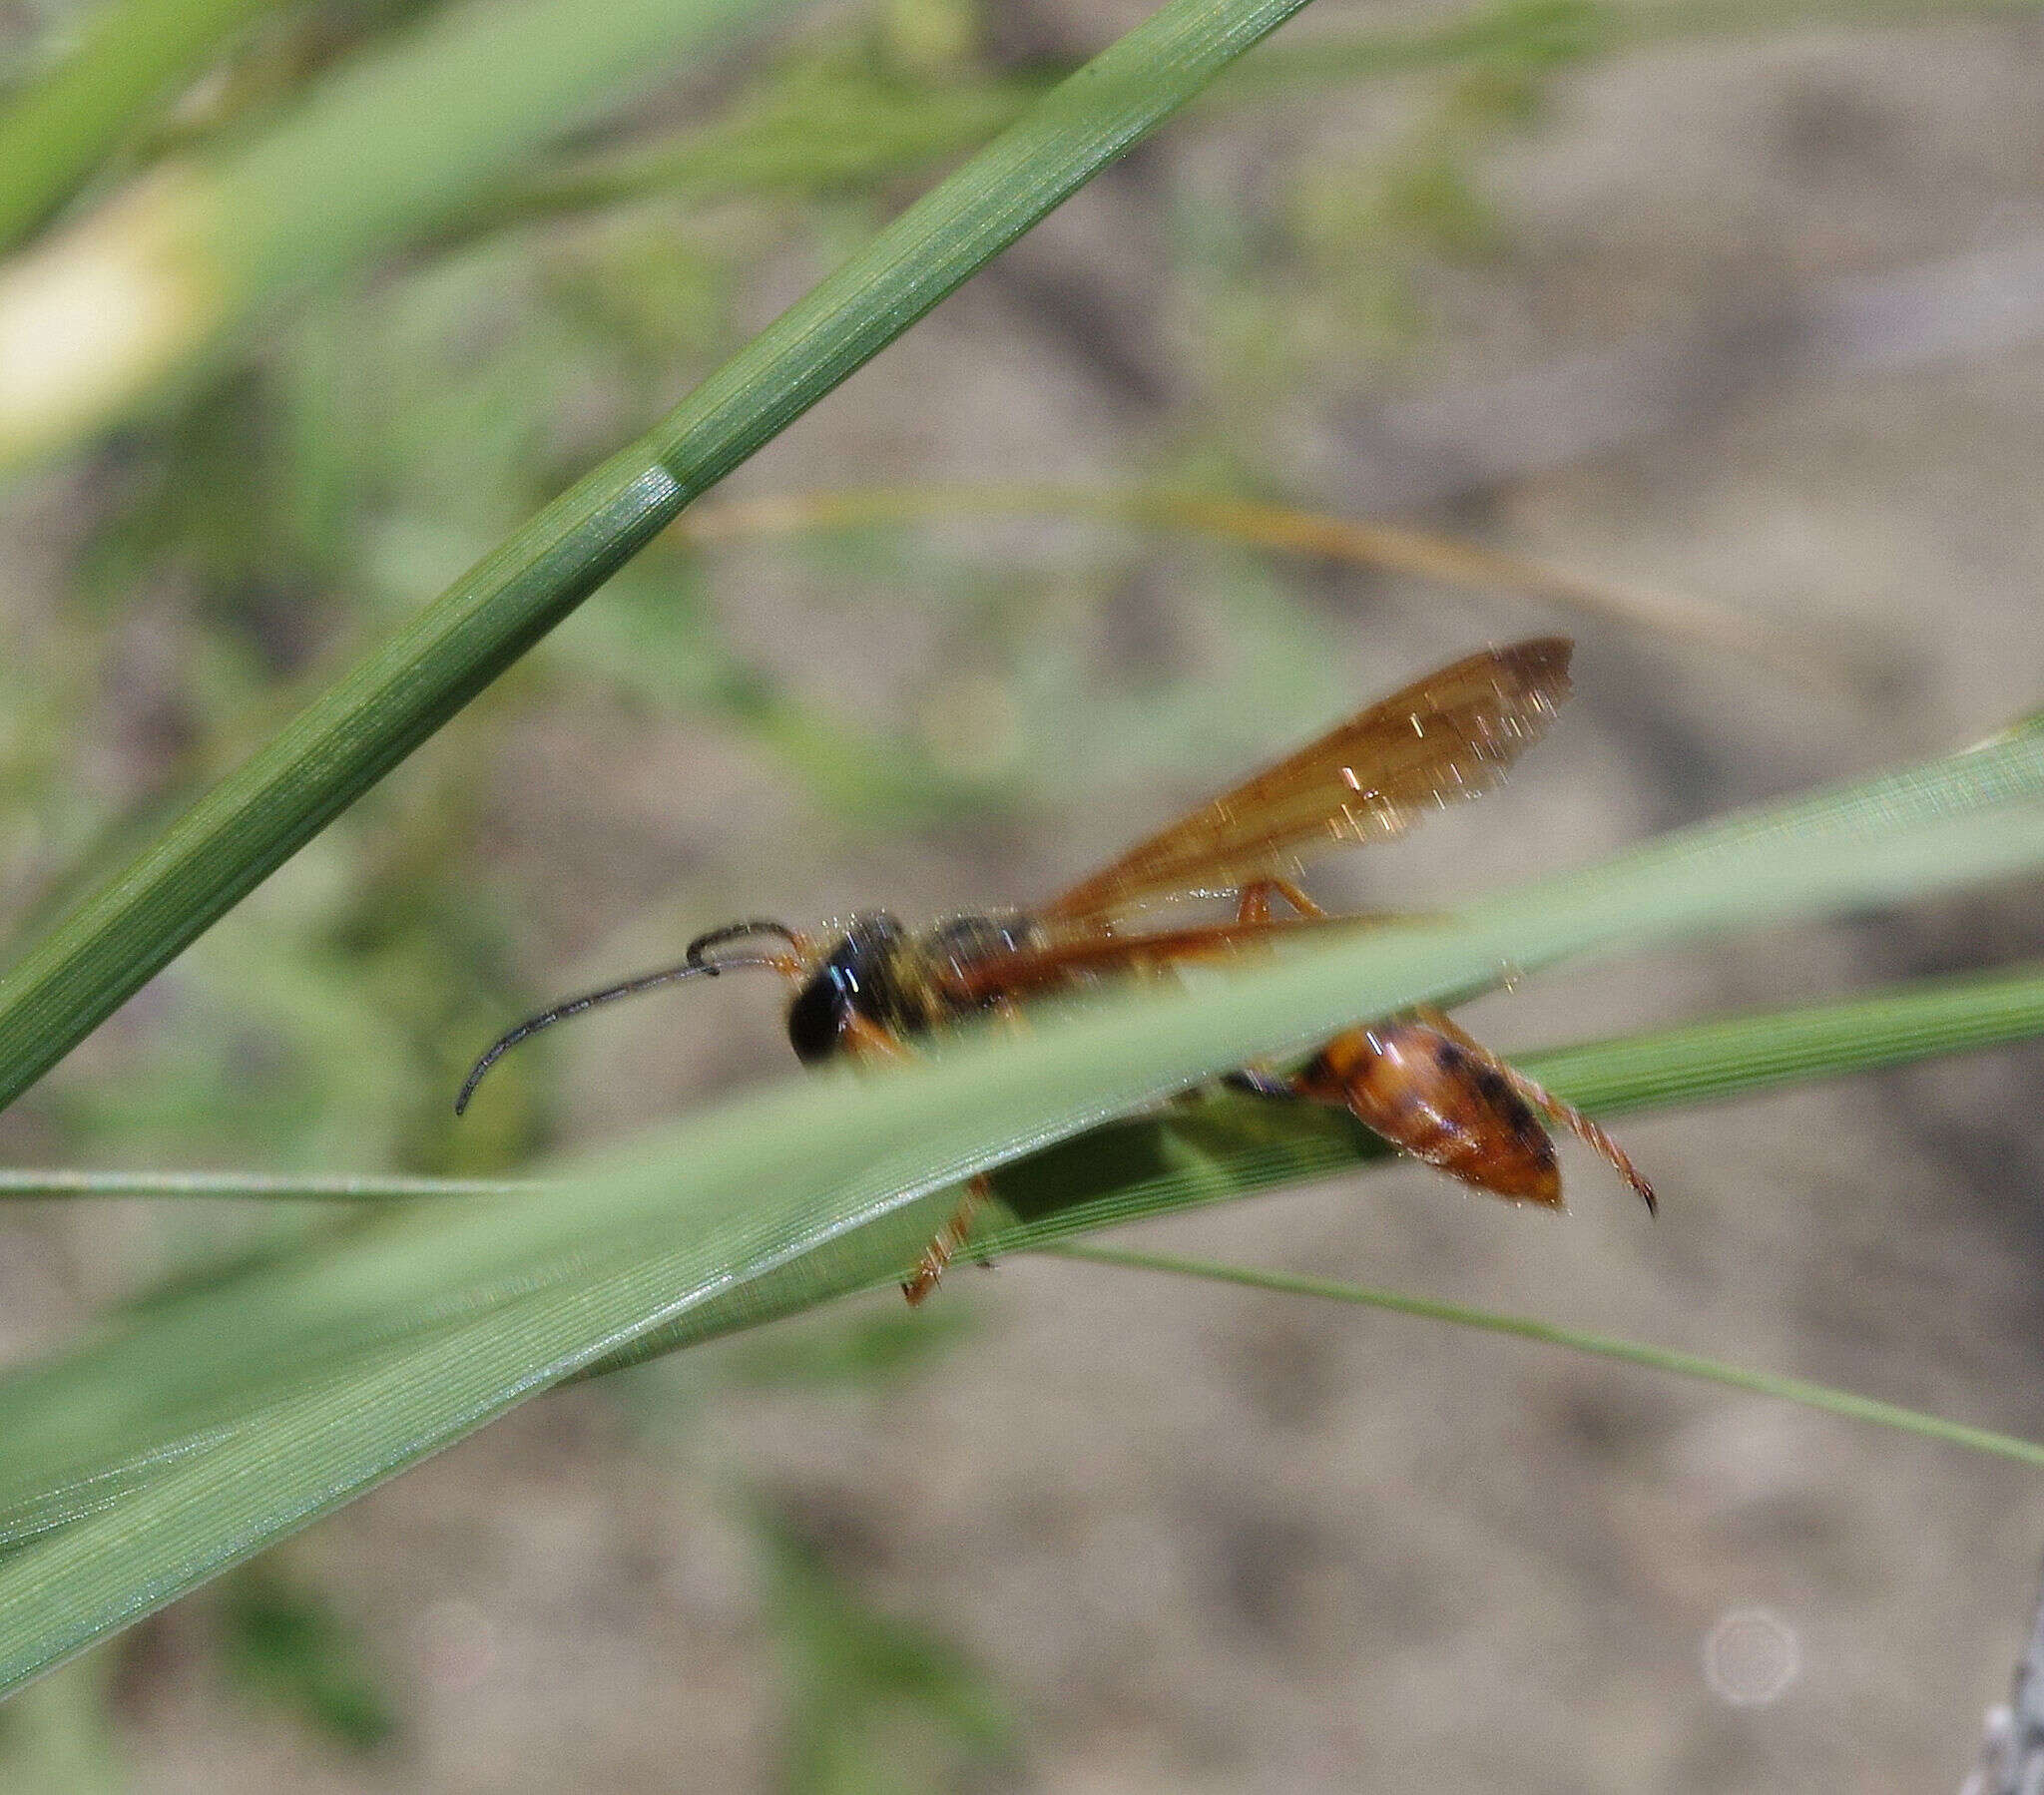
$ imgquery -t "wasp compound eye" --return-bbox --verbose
[785,968,846,1064]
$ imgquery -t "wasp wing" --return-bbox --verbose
[1038,638,1572,925]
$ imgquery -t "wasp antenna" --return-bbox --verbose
[686,918,801,968]
[454,949,791,1116]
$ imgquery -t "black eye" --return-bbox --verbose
[786,972,844,1064]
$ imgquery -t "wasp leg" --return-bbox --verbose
[838,1012,910,1063]
[900,1173,995,1306]
[1234,877,1327,925]
[837,1014,999,1301]
[1411,1006,1656,1216]
[1227,882,1333,1092]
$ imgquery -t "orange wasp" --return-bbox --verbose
[457,638,1654,1300]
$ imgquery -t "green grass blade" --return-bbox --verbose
[3,954,2036,1404]
[1520,959,2044,1115]
[8,721,2044,1460]
[1043,1243,2044,1470]
[5,943,2016,1281]
[5,720,2041,1496]
[0,1193,959,1686]
[0,724,2038,1683]
[0,0,283,252]
[0,0,1326,1115]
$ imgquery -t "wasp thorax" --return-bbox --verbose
[783,910,1041,1063]
[916,912,1036,973]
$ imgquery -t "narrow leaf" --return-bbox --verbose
[1045,1243,2044,1470]
[0,725,2040,1689]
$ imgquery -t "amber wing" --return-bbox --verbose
[1038,638,1573,925]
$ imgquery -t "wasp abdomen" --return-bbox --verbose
[1304,1023,1562,1206]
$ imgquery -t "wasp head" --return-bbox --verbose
[785,913,908,1063]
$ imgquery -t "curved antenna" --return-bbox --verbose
[454,928,800,1116]
[685,918,802,968]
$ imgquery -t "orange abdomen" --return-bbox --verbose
[1305,1024,1562,1206]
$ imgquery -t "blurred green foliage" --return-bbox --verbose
[764,1509,1017,1794]
[218,1562,397,1752]
[727,1290,979,1388]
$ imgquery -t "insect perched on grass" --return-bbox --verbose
[458,638,1654,1300]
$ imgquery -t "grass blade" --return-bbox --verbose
[0,725,2039,1687]
[1520,959,2044,1115]
[1044,1243,2044,1470]
[9,723,2044,1455]
[4,959,2034,1210]
[678,482,1835,683]
[0,0,1327,1115]
[5,720,2040,1480]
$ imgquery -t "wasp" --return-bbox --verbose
[457,638,1654,1300]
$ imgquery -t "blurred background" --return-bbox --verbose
[2,0,2043,1787]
